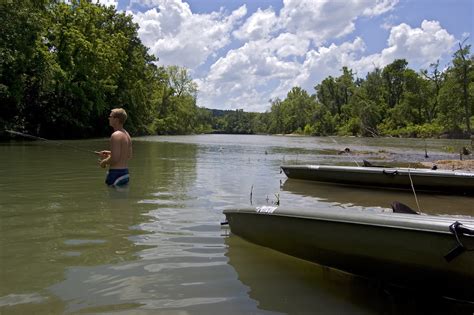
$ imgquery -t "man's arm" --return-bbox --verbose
[99,133,122,168]
[96,150,111,158]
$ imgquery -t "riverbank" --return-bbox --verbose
[421,159,474,171]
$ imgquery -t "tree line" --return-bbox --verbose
[1,0,211,139]
[1,1,472,140]
[216,46,473,139]
[262,44,474,137]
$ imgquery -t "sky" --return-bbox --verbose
[98,0,473,112]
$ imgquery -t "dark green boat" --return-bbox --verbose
[281,165,474,195]
[223,206,474,301]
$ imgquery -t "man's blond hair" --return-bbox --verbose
[111,108,128,124]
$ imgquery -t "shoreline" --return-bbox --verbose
[420,159,474,171]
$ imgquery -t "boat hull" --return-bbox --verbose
[223,207,474,301]
[281,165,474,194]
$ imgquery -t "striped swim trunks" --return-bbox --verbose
[105,169,129,186]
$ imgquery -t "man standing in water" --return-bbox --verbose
[97,108,132,186]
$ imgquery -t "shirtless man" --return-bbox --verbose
[97,108,132,186]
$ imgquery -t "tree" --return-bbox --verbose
[151,66,199,134]
[382,59,408,108]
[268,98,285,134]
[280,87,316,133]
[393,69,431,126]
[339,68,385,136]
[438,42,473,136]
[452,42,473,134]
[0,1,51,132]
[335,67,355,114]
[420,60,443,122]
[0,0,173,138]
[166,65,198,98]
[315,76,339,115]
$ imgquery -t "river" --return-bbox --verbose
[0,134,473,314]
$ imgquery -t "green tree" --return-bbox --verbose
[151,66,199,134]
[0,0,167,138]
[390,69,431,127]
[219,109,252,134]
[339,68,385,136]
[438,43,473,136]
[315,76,339,115]
[420,60,443,122]
[1,1,210,138]
[314,67,355,132]
[268,98,285,134]
[0,0,51,132]
[44,1,161,137]
[280,87,316,133]
[382,59,408,109]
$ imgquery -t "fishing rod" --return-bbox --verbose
[5,130,99,155]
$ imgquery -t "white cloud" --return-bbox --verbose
[130,0,247,68]
[234,0,399,46]
[125,0,460,112]
[233,7,278,41]
[199,18,457,112]
[354,20,457,74]
[278,0,398,45]
[197,38,302,111]
[385,20,456,64]
[363,0,399,17]
[293,38,367,92]
[195,0,401,111]
[272,33,310,58]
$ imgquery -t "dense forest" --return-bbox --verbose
[1,0,211,138]
[1,1,473,139]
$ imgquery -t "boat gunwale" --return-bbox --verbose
[223,207,474,235]
[281,164,474,178]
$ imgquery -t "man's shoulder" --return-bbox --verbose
[111,130,131,141]
[112,129,128,136]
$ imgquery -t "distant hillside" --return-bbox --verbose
[207,108,252,117]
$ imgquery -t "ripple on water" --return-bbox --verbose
[63,239,107,245]
[0,293,47,307]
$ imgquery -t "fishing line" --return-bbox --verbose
[329,136,360,167]
[5,130,98,155]
[330,134,423,211]
[407,167,421,212]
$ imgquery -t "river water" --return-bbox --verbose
[0,134,473,314]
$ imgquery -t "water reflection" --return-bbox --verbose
[280,179,474,216]
[225,235,382,314]
[225,235,474,315]
[133,141,199,194]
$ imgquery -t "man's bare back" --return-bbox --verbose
[109,129,132,169]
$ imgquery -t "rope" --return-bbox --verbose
[407,167,421,212]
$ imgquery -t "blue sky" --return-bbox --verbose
[104,0,473,112]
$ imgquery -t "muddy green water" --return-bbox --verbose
[0,135,473,314]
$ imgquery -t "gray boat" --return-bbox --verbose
[281,165,474,195]
[223,206,474,301]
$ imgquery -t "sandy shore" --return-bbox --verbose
[420,159,474,171]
